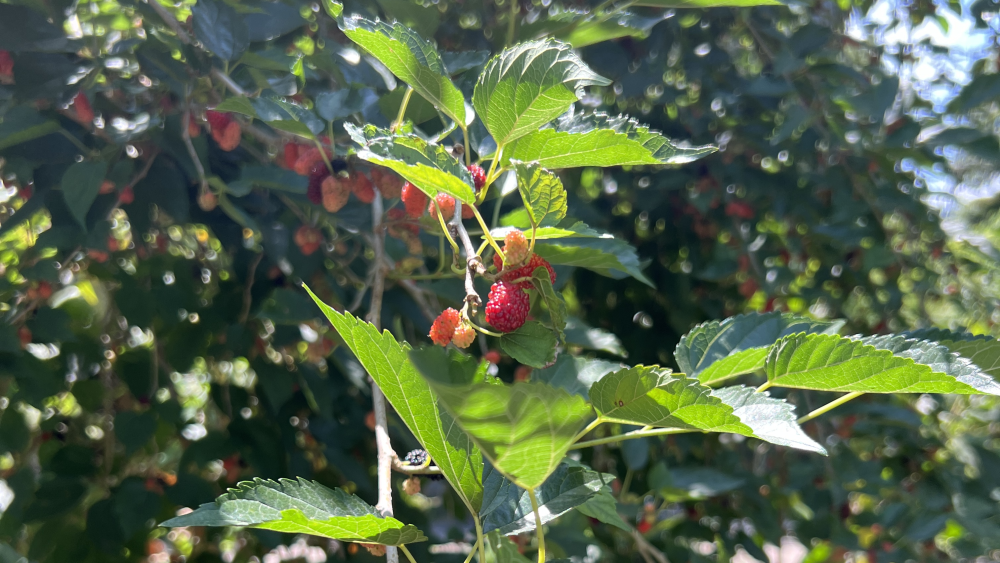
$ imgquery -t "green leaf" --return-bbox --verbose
[942,338,1000,379]
[345,123,476,204]
[302,287,485,513]
[553,12,669,49]
[533,237,653,287]
[160,478,425,545]
[765,333,1000,394]
[589,366,824,453]
[531,266,568,340]
[860,335,1000,393]
[267,119,316,138]
[0,4,78,52]
[512,161,567,229]
[316,88,378,122]
[675,312,844,386]
[0,107,61,151]
[564,317,627,357]
[480,461,610,534]
[192,0,250,62]
[61,161,109,229]
[229,165,308,195]
[322,0,343,19]
[505,111,716,168]
[575,487,629,531]
[488,532,532,563]
[213,97,257,118]
[649,464,745,500]
[500,321,558,368]
[533,355,622,399]
[948,73,1000,113]
[490,222,609,241]
[250,93,325,135]
[473,39,610,146]
[340,15,466,126]
[432,380,593,489]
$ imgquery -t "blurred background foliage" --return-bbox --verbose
[1,0,1000,561]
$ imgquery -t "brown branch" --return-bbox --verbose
[449,211,486,312]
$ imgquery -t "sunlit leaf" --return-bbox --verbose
[500,321,558,368]
[512,161,567,229]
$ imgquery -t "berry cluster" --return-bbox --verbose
[0,51,12,83]
[429,308,476,348]
[403,449,430,466]
[400,164,487,223]
[482,229,556,333]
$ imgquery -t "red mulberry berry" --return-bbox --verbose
[321,176,350,213]
[283,143,300,169]
[371,168,403,199]
[205,110,231,131]
[429,194,456,221]
[213,121,241,151]
[294,225,323,255]
[492,253,556,289]
[401,182,427,218]
[485,281,530,333]
[429,308,462,346]
[0,51,13,80]
[467,164,486,191]
[73,91,94,124]
[294,147,327,176]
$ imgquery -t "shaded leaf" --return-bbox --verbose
[675,312,843,386]
[534,236,653,287]
[340,15,466,125]
[505,110,716,168]
[531,266,568,340]
[533,355,622,398]
[0,107,61,151]
[564,317,628,357]
[500,321,558,369]
[576,487,628,531]
[316,88,379,122]
[481,461,609,535]
[192,0,249,62]
[345,123,476,203]
[61,161,108,229]
[473,39,610,146]
[160,478,425,545]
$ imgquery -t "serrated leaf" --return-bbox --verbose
[340,15,465,126]
[480,461,609,535]
[192,0,249,62]
[675,312,844,386]
[214,97,257,118]
[533,355,622,398]
[588,366,825,453]
[473,39,610,146]
[533,237,653,287]
[710,386,826,454]
[345,123,476,204]
[303,286,485,513]
[490,222,610,241]
[505,110,716,168]
[575,487,628,530]
[942,338,1000,379]
[858,335,1000,394]
[0,106,61,151]
[160,478,425,545]
[903,328,990,343]
[512,161,567,229]
[531,267,567,340]
[563,317,627,357]
[62,161,109,229]
[766,333,1000,394]
[432,380,593,490]
[500,321,558,368]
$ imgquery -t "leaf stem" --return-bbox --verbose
[59,129,97,157]
[399,545,418,563]
[460,123,472,166]
[392,86,415,133]
[434,200,462,254]
[570,427,695,450]
[474,517,487,563]
[435,120,459,143]
[755,380,774,393]
[528,488,545,563]
[797,391,864,424]
[471,321,503,337]
[462,537,481,563]
[572,418,604,445]
[472,207,505,260]
[484,146,504,191]
[312,137,335,176]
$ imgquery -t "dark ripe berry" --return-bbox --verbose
[485,281,530,333]
[467,164,486,190]
[205,110,231,131]
[401,182,428,218]
[403,449,430,466]
[429,308,461,346]
[306,167,329,205]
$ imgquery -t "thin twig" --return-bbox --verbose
[238,252,264,324]
[449,210,486,312]
[367,188,398,563]
[181,97,209,196]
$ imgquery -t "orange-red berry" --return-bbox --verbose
[321,176,350,213]
[294,225,323,255]
[73,91,94,124]
[429,194,456,221]
[467,164,486,191]
[503,229,529,266]
[452,322,476,349]
[429,308,461,346]
[212,121,241,151]
[371,168,403,199]
[350,173,376,204]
